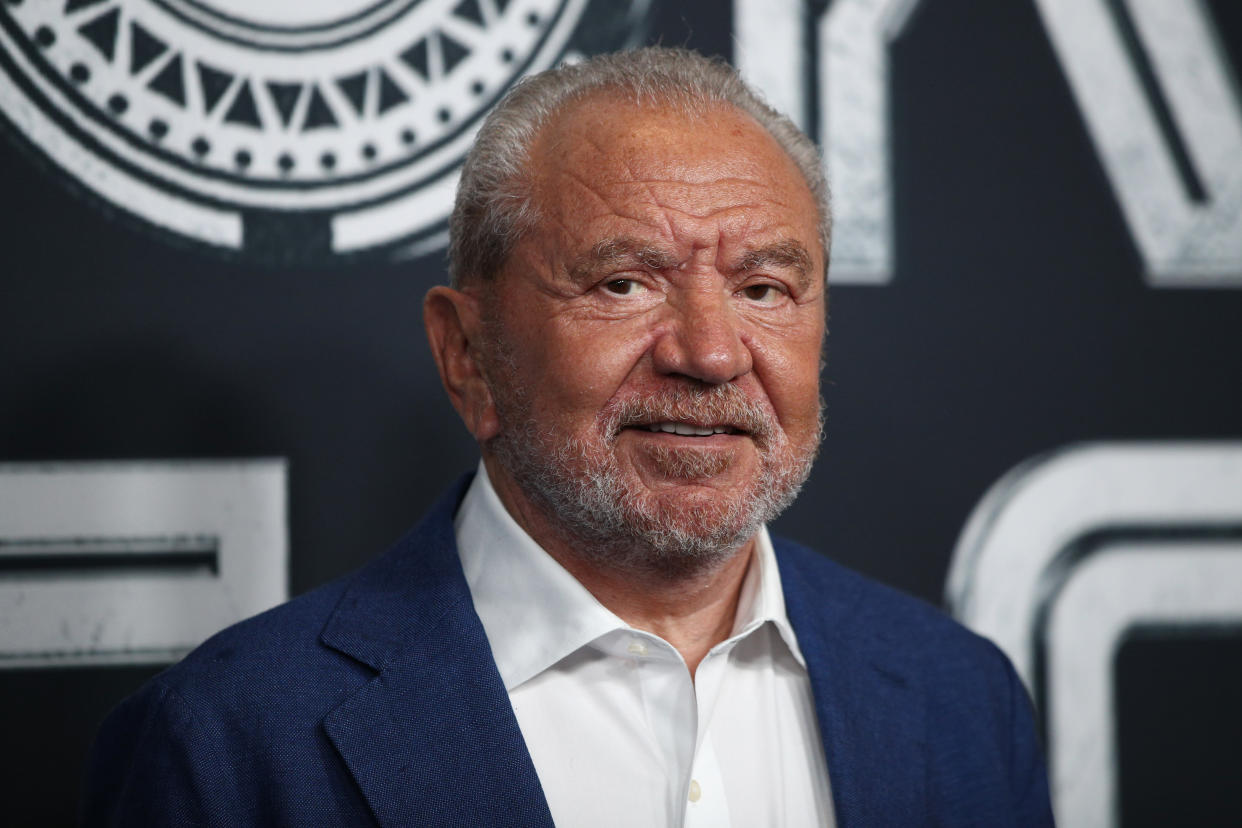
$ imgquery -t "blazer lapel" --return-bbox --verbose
[319,479,554,827]
[777,542,928,827]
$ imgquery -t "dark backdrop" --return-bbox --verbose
[2,1,1239,825]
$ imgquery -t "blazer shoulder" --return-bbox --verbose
[82,573,376,826]
[772,536,1011,676]
[772,536,1053,825]
[153,572,367,714]
[152,475,474,708]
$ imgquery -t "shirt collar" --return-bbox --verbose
[455,462,806,690]
[732,522,808,668]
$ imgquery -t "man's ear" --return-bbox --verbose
[423,285,501,442]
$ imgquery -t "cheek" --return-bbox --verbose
[520,316,655,417]
[751,326,824,433]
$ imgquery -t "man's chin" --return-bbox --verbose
[487,426,795,576]
[625,440,760,491]
[639,480,751,519]
[613,483,763,557]
[535,462,761,575]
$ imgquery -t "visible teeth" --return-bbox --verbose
[645,422,730,436]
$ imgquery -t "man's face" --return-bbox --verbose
[478,96,826,575]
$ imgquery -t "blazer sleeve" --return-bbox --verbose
[81,680,243,827]
[997,646,1056,827]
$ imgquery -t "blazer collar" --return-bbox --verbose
[316,478,925,826]
[319,475,555,827]
[776,540,928,827]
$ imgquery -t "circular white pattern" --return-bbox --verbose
[0,0,652,260]
[163,0,398,32]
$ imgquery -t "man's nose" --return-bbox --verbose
[651,289,752,385]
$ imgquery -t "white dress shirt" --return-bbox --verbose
[454,464,835,827]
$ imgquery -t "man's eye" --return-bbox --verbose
[741,283,782,302]
[603,279,644,296]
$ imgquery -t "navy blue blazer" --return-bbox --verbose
[83,477,1053,826]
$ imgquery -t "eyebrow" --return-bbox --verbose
[567,237,679,283]
[567,236,816,291]
[729,240,815,293]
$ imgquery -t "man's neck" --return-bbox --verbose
[482,457,755,677]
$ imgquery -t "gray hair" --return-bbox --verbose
[448,47,830,287]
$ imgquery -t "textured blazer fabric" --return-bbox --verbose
[82,474,1054,827]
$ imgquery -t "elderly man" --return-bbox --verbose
[85,49,1052,826]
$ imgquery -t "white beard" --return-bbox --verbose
[486,372,823,578]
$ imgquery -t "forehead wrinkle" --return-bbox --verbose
[613,176,780,195]
[555,158,787,226]
[584,189,784,245]
[552,170,694,236]
[557,168,629,217]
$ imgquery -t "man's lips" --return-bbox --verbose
[636,421,744,436]
[606,385,770,443]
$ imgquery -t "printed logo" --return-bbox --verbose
[0,0,651,262]
[946,443,1242,826]
[737,0,1242,287]
[1034,0,1242,287]
[0,461,288,668]
[735,0,922,285]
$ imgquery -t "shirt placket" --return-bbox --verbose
[626,632,696,824]
[682,644,735,828]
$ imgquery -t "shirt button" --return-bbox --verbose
[627,640,648,657]
[688,779,702,803]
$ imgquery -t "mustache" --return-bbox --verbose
[601,384,775,440]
